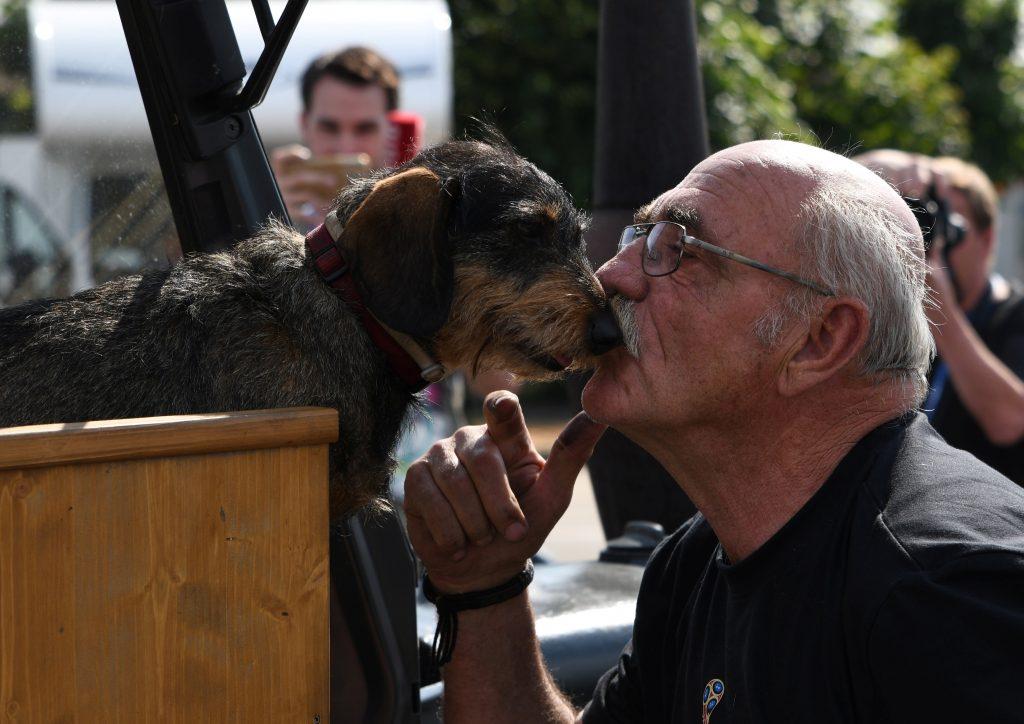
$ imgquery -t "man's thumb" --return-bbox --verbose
[541,412,607,491]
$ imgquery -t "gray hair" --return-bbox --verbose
[753,184,935,405]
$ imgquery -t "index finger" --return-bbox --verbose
[482,391,538,467]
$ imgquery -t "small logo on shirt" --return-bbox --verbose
[702,678,725,723]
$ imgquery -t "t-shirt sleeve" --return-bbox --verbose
[868,551,1024,720]
[579,638,643,724]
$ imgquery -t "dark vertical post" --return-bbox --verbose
[583,0,710,539]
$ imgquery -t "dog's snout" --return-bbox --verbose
[588,308,623,355]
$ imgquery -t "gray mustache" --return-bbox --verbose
[610,295,640,358]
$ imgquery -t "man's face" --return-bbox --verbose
[583,159,806,449]
[300,77,389,169]
[941,187,993,308]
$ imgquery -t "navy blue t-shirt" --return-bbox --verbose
[581,414,1024,723]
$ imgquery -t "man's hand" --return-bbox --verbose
[270,144,337,227]
[404,391,606,594]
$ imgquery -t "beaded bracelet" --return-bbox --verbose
[422,560,536,668]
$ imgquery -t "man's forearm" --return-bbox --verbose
[934,305,1024,444]
[441,590,576,723]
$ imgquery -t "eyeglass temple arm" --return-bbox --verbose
[689,238,835,297]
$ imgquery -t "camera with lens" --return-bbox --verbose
[903,183,968,254]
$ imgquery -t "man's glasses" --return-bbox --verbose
[618,221,835,297]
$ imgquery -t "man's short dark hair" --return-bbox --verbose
[300,46,400,112]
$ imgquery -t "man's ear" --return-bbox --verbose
[778,297,870,397]
[340,167,459,337]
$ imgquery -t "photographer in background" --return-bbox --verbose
[271,46,399,228]
[923,157,1024,483]
[859,150,1024,483]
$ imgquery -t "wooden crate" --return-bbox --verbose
[0,407,337,722]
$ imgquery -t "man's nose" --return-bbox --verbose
[337,133,361,155]
[318,136,346,156]
[596,246,648,302]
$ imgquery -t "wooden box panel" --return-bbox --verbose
[0,408,336,723]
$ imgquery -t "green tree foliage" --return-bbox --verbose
[450,0,1024,202]
[448,0,599,205]
[698,0,969,157]
[898,0,1024,180]
[0,0,32,133]
[697,1,804,149]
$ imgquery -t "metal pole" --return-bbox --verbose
[584,0,710,539]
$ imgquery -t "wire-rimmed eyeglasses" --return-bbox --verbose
[618,221,835,297]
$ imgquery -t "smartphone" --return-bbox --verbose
[282,153,372,198]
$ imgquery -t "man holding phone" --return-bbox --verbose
[272,45,400,228]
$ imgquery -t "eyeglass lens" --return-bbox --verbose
[644,223,686,276]
[619,223,686,276]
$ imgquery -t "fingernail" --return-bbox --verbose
[504,522,526,541]
[489,393,517,416]
[452,549,467,562]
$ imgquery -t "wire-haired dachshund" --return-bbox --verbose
[0,137,622,517]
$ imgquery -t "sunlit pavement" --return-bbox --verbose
[530,422,606,562]
[543,465,606,562]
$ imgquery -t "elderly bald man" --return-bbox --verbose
[405,141,1024,722]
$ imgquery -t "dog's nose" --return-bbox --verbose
[588,308,623,355]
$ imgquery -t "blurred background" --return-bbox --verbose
[4,0,1024,558]
[4,0,1024,301]
[444,0,1024,275]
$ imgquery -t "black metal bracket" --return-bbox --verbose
[115,0,300,253]
[251,0,275,40]
[228,0,310,114]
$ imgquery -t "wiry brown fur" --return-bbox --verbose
[435,266,604,380]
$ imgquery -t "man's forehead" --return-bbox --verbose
[642,150,823,248]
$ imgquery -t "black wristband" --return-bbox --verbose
[422,560,535,669]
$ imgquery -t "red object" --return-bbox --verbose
[387,110,424,165]
[304,222,429,392]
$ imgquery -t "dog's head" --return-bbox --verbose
[331,138,621,381]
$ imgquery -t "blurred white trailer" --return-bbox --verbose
[0,0,452,301]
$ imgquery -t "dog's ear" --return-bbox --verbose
[340,167,458,338]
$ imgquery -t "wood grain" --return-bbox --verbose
[0,409,330,722]
[0,407,339,471]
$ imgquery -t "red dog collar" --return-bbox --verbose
[304,220,444,393]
